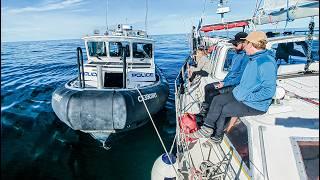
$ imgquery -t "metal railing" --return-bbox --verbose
[174,55,193,150]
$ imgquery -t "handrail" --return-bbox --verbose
[76,47,85,88]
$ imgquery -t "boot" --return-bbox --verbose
[188,125,214,139]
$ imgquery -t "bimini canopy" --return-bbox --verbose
[200,20,250,32]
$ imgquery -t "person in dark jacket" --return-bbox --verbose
[190,31,277,143]
[200,32,250,116]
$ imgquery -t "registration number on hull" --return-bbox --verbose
[138,93,157,102]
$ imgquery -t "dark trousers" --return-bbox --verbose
[189,70,209,82]
[204,83,220,105]
[204,83,235,106]
[204,92,264,137]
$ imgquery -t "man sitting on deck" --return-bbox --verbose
[190,31,277,143]
[199,32,250,117]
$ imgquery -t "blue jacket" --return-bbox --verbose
[232,50,277,112]
[223,50,249,87]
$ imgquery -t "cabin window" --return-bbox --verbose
[87,41,107,57]
[132,43,152,59]
[223,48,237,71]
[291,137,319,180]
[271,40,319,65]
[226,119,250,169]
[109,41,130,57]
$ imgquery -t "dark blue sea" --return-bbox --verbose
[1,34,190,180]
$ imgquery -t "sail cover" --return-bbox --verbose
[200,20,249,32]
[263,0,318,11]
[253,0,319,25]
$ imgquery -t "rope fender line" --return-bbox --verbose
[135,88,180,177]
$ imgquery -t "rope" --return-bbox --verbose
[135,88,179,176]
[169,133,177,154]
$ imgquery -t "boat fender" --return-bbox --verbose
[151,153,178,180]
[179,113,199,141]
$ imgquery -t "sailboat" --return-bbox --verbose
[151,0,319,179]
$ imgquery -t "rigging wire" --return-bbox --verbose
[253,0,263,18]
[202,0,207,18]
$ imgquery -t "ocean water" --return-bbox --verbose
[1,34,190,180]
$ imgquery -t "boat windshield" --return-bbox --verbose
[109,41,130,57]
[133,43,152,59]
[87,41,107,57]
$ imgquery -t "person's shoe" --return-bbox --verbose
[210,135,223,144]
[188,126,213,139]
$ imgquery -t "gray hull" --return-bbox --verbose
[51,70,169,134]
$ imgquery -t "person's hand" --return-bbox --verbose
[217,81,224,89]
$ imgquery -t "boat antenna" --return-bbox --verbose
[106,0,109,30]
[145,0,148,32]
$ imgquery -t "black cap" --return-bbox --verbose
[228,32,248,46]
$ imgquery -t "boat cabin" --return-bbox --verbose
[80,25,156,89]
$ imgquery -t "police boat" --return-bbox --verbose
[51,25,169,149]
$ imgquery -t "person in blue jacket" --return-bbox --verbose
[190,31,277,143]
[200,32,249,116]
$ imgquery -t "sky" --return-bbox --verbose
[1,0,319,42]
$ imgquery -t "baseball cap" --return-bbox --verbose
[242,31,267,44]
[228,32,248,46]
